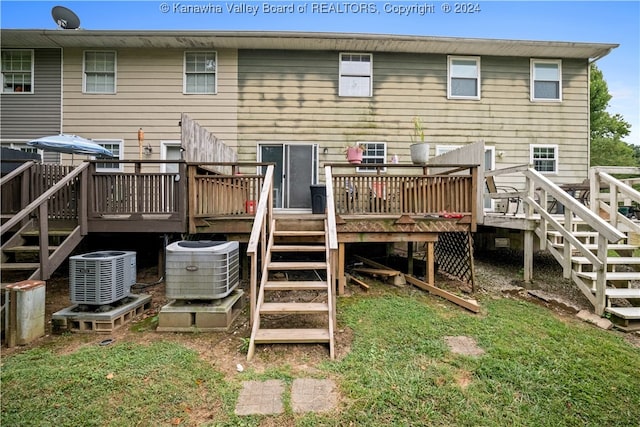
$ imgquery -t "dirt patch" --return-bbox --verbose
[444,336,485,357]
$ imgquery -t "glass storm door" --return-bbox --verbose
[484,146,495,210]
[260,144,317,209]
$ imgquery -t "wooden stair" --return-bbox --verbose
[545,226,640,330]
[247,217,335,360]
[1,219,82,286]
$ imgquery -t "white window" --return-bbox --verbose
[530,144,558,173]
[84,51,116,94]
[448,56,480,99]
[339,53,372,97]
[93,139,123,172]
[1,49,34,93]
[435,145,462,156]
[184,52,217,94]
[357,142,386,172]
[531,59,562,101]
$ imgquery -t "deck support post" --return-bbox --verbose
[407,242,414,276]
[524,229,533,283]
[427,241,435,286]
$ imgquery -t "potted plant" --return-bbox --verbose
[345,143,364,164]
[409,117,429,164]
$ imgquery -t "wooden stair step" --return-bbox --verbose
[605,307,640,320]
[254,328,330,343]
[268,261,327,270]
[264,280,328,291]
[547,231,598,238]
[260,302,328,314]
[21,230,73,237]
[572,257,640,265]
[274,230,325,237]
[606,288,640,299]
[576,271,640,282]
[0,262,40,271]
[271,245,326,252]
[551,243,638,251]
[3,245,59,253]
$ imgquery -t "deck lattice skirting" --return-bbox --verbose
[435,232,475,288]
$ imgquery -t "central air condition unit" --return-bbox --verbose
[69,251,136,305]
[165,240,239,300]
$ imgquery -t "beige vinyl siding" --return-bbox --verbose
[61,47,237,164]
[238,50,588,186]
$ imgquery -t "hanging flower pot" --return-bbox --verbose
[346,146,363,164]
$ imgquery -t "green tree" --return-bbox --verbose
[589,64,637,167]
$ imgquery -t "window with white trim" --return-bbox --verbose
[84,51,116,94]
[530,144,558,173]
[184,52,217,94]
[531,59,562,101]
[1,49,34,93]
[357,142,386,172]
[448,56,480,99]
[435,145,462,156]
[93,140,123,172]
[339,53,372,97]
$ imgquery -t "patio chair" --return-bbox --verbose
[485,175,522,215]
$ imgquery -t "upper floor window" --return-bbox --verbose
[1,50,34,93]
[339,53,372,97]
[84,51,116,94]
[531,59,562,101]
[531,144,558,173]
[448,56,480,99]
[184,52,217,94]
[93,139,123,172]
[357,142,386,172]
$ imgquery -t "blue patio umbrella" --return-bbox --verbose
[27,134,115,157]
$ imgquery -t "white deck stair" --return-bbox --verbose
[247,217,335,359]
[545,225,640,330]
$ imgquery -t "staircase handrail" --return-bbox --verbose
[324,166,338,252]
[1,162,89,280]
[246,164,274,324]
[1,162,90,234]
[590,167,640,234]
[523,167,627,315]
[0,160,36,187]
[523,168,625,243]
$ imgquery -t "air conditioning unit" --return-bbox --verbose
[69,251,136,305]
[165,241,239,300]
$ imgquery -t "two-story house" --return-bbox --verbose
[1,29,617,211]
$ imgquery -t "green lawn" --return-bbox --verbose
[2,290,639,426]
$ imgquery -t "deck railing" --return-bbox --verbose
[329,163,477,229]
[589,166,640,234]
[187,163,270,233]
[1,163,89,280]
[1,161,77,220]
[86,160,187,233]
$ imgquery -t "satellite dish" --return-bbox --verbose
[51,6,80,30]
